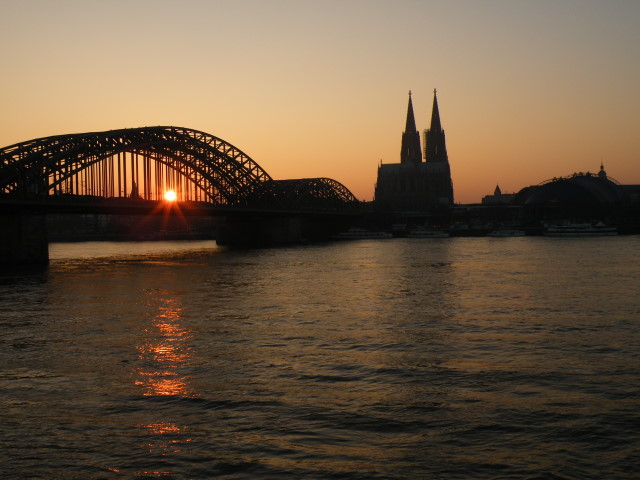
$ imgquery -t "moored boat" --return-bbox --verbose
[406,228,450,238]
[543,223,617,237]
[487,229,526,237]
[333,228,393,240]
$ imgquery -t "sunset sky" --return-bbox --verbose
[2,0,639,203]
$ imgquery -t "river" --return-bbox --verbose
[1,237,638,479]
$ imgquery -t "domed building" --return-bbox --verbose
[514,164,636,227]
[517,165,623,205]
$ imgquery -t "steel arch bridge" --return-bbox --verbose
[0,126,358,210]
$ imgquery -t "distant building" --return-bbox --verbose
[514,165,627,208]
[510,163,640,230]
[374,90,454,213]
[482,184,516,205]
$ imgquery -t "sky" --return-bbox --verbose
[1,0,639,203]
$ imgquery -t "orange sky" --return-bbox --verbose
[1,0,639,203]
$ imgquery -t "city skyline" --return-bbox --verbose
[1,0,639,204]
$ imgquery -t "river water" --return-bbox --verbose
[1,237,638,479]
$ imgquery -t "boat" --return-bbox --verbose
[543,222,617,237]
[487,229,526,237]
[406,228,450,238]
[333,228,393,240]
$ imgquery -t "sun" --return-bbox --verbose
[164,190,177,202]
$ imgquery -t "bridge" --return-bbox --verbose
[1,126,360,263]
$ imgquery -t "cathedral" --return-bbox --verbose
[374,90,454,213]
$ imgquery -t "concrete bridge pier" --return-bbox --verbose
[216,215,303,247]
[0,212,49,265]
[215,214,354,247]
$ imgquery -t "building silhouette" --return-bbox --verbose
[511,163,639,227]
[374,90,454,215]
[399,91,422,165]
[370,90,640,235]
[452,163,640,235]
[482,184,516,205]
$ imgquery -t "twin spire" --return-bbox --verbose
[400,89,445,165]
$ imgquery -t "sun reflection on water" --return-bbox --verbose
[133,294,196,477]
[135,297,195,397]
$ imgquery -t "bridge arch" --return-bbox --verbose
[1,126,360,212]
[247,178,358,210]
[0,126,272,205]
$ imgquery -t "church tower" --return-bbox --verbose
[375,89,455,214]
[424,89,448,164]
[400,91,422,164]
[423,89,454,204]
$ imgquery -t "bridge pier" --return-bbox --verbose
[215,214,352,247]
[216,215,303,246]
[0,212,49,265]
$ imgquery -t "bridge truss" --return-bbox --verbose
[246,178,359,210]
[0,126,358,209]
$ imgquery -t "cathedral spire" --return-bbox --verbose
[424,88,447,164]
[430,88,442,133]
[400,90,422,164]
[423,88,454,204]
[405,91,418,133]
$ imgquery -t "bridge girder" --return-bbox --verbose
[1,126,359,211]
[0,126,271,205]
[246,178,358,210]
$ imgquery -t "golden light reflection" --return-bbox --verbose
[135,296,196,397]
[137,421,185,436]
[135,421,194,462]
[134,374,189,397]
[132,296,196,478]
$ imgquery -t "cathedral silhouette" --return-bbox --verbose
[374,90,454,213]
